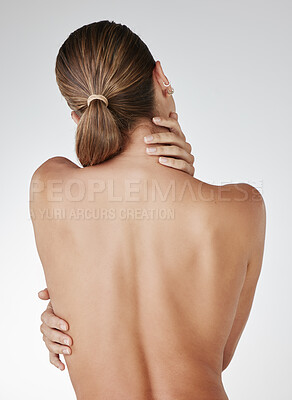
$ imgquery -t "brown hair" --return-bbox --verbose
[55,20,156,167]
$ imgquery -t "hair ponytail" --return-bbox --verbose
[55,20,156,167]
[75,98,127,167]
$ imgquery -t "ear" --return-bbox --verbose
[153,60,170,90]
[71,111,80,125]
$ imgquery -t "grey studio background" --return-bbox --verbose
[0,0,291,399]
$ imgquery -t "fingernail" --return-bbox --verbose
[146,147,157,153]
[63,348,70,354]
[152,117,161,123]
[144,135,153,143]
[58,366,63,371]
[60,323,67,331]
[159,157,168,164]
[64,338,70,345]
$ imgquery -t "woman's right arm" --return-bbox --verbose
[147,112,195,176]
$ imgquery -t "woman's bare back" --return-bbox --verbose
[30,155,265,400]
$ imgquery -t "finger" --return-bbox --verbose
[38,288,50,300]
[43,335,72,355]
[41,307,69,331]
[158,157,195,176]
[169,111,178,121]
[49,352,66,371]
[152,115,185,139]
[146,145,194,165]
[40,323,72,346]
[144,132,192,153]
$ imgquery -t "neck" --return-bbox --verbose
[115,119,170,161]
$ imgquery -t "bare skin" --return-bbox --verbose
[38,113,196,371]
[30,62,266,399]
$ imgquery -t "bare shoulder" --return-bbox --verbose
[198,181,266,252]
[29,156,80,206]
[226,182,266,224]
[187,178,265,224]
[212,182,265,217]
[31,156,80,180]
[213,182,266,257]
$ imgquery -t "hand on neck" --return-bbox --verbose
[117,117,171,160]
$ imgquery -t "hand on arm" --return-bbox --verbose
[38,288,73,371]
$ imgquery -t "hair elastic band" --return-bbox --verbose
[87,94,108,107]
